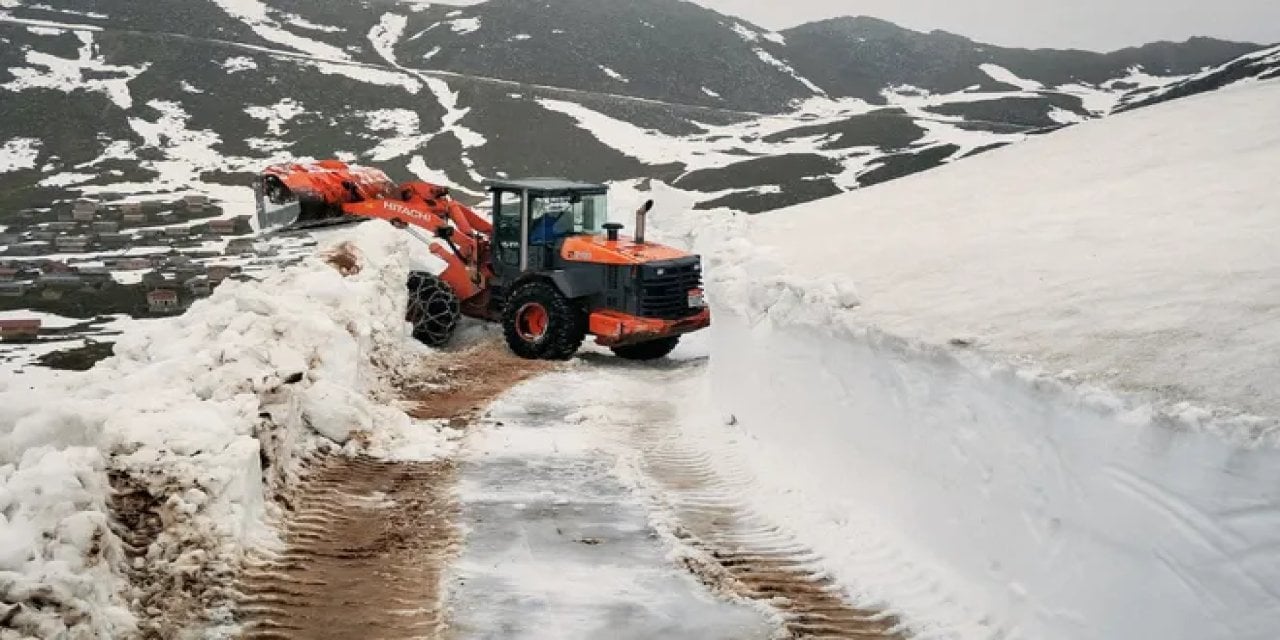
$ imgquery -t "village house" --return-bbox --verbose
[41,260,74,273]
[6,242,49,256]
[225,238,255,255]
[76,266,114,286]
[56,209,74,222]
[0,266,17,281]
[206,218,237,235]
[206,264,240,284]
[122,209,147,225]
[92,220,119,233]
[54,236,90,252]
[71,200,97,222]
[0,318,40,342]
[47,221,78,232]
[37,272,84,289]
[183,194,210,212]
[31,230,58,241]
[164,226,189,239]
[185,276,212,297]
[141,270,172,289]
[147,289,180,314]
[116,257,152,271]
[0,282,25,297]
[97,233,130,247]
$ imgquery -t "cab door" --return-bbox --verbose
[491,189,527,283]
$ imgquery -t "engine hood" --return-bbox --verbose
[560,235,693,265]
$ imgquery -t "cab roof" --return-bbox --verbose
[483,178,608,194]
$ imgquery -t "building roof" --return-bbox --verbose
[0,319,41,329]
[482,178,608,194]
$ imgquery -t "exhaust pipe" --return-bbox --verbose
[635,199,653,244]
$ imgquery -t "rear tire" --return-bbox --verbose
[611,336,680,361]
[502,280,586,360]
[406,271,460,347]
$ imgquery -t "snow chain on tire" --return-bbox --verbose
[406,271,460,347]
[501,280,587,360]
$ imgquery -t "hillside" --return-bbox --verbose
[0,0,1264,220]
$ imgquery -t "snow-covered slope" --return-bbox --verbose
[750,78,1280,425]
[0,222,451,636]
[676,78,1280,640]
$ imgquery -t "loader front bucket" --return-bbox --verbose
[252,175,303,234]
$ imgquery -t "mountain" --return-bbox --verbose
[0,1,1265,224]
[1117,43,1280,111]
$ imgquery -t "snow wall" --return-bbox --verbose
[676,100,1280,640]
[706,305,1280,640]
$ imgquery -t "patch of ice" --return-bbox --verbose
[368,13,407,66]
[753,48,824,95]
[979,63,1044,91]
[179,80,203,94]
[221,55,258,73]
[598,65,628,83]
[295,58,421,94]
[363,109,429,161]
[422,46,442,60]
[0,137,40,173]
[1,30,147,109]
[245,98,306,136]
[700,86,720,98]
[448,17,480,35]
[207,0,350,60]
[731,23,758,42]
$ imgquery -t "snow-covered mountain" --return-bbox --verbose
[0,0,1266,218]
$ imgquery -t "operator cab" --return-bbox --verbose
[484,178,610,278]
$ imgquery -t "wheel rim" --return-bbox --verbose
[515,302,550,341]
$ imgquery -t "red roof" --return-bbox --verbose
[0,319,41,330]
[148,289,178,301]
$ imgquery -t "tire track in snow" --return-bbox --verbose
[609,392,909,639]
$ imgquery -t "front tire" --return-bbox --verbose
[611,336,680,361]
[406,271,460,347]
[501,280,586,360]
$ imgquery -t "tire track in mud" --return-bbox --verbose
[619,397,908,640]
[235,340,551,640]
[235,456,458,640]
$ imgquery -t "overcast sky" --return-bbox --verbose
[687,0,1280,51]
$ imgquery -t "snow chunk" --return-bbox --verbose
[448,17,480,35]
[701,86,721,98]
[179,80,204,94]
[598,65,628,83]
[221,56,258,73]
[0,137,39,173]
[245,98,305,136]
[979,63,1044,91]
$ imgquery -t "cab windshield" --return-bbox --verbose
[530,192,608,236]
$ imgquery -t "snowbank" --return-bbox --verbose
[666,79,1280,639]
[0,221,450,636]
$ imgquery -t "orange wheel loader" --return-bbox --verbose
[253,159,709,360]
